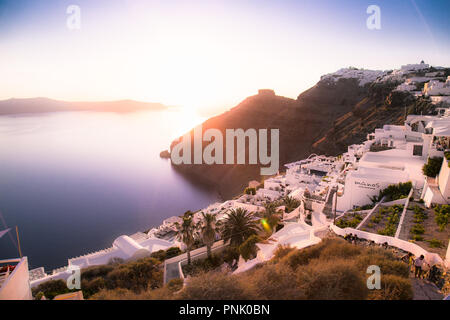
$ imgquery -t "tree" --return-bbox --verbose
[261,202,281,234]
[422,157,443,177]
[175,211,197,265]
[221,208,259,247]
[283,196,300,213]
[200,212,217,260]
[244,187,256,195]
[239,235,261,261]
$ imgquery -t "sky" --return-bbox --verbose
[0,0,449,115]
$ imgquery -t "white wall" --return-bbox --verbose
[438,157,450,202]
[0,257,32,300]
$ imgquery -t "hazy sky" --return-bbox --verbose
[0,0,449,114]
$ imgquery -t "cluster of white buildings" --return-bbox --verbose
[392,62,450,106]
[337,114,450,210]
[320,67,386,86]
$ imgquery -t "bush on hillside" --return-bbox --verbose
[368,274,413,300]
[31,279,75,300]
[239,235,261,261]
[179,272,247,300]
[243,263,305,299]
[296,259,368,300]
[422,157,443,177]
[378,182,412,201]
[434,205,449,231]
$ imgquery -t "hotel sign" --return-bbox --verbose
[354,180,380,190]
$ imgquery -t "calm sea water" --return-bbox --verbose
[0,110,219,271]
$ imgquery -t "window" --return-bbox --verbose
[413,145,423,156]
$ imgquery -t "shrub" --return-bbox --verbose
[318,240,362,260]
[427,239,444,248]
[376,207,401,236]
[31,279,73,300]
[422,157,443,177]
[82,265,114,281]
[91,288,140,300]
[222,246,240,264]
[434,205,449,231]
[412,235,424,241]
[336,213,363,228]
[412,205,428,223]
[150,250,166,261]
[378,182,412,201]
[297,259,368,300]
[280,243,323,270]
[167,278,184,292]
[272,245,295,262]
[179,272,246,300]
[243,263,305,299]
[239,235,261,261]
[183,254,223,276]
[81,277,106,298]
[244,187,256,195]
[165,247,182,259]
[410,224,425,235]
[368,275,413,300]
[151,247,182,262]
[106,257,163,292]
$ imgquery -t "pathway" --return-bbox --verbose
[411,277,443,300]
[163,240,226,284]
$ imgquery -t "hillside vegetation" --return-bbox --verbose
[89,238,413,300]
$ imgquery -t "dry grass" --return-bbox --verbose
[177,238,412,300]
[88,238,413,300]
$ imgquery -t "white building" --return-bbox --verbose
[0,257,32,300]
[337,114,450,211]
[400,62,429,72]
[423,77,450,96]
[30,233,176,288]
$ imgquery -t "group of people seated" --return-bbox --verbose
[343,233,361,244]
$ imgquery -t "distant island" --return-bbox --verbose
[0,97,168,115]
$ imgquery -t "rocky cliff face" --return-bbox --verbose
[169,72,428,200]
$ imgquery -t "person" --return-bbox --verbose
[428,264,441,285]
[345,233,353,243]
[352,234,359,245]
[401,252,414,273]
[414,255,425,278]
[382,242,389,250]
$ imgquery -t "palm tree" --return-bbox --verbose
[175,211,197,265]
[261,202,281,234]
[284,196,300,213]
[221,208,259,247]
[200,212,217,260]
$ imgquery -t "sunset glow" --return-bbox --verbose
[0,0,449,115]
